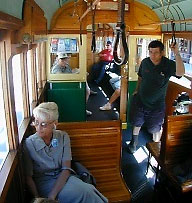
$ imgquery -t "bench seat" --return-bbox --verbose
[57,120,131,203]
[146,115,192,196]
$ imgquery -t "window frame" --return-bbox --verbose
[0,30,47,201]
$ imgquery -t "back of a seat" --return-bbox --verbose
[160,114,192,167]
[56,120,131,202]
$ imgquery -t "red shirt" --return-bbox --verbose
[99,49,113,62]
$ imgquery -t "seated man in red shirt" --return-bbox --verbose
[90,41,113,84]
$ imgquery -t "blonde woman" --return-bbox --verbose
[23,102,108,203]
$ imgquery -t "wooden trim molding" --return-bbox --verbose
[0,150,18,202]
[0,11,24,30]
[48,30,87,34]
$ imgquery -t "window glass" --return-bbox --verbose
[135,38,158,72]
[12,54,24,128]
[27,51,33,105]
[168,38,192,76]
[0,63,9,170]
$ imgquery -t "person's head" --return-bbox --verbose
[148,40,164,65]
[32,102,59,138]
[57,53,70,67]
[106,41,112,50]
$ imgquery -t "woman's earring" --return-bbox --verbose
[53,124,56,130]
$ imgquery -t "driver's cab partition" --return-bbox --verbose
[47,82,86,122]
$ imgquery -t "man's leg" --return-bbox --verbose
[86,82,92,116]
[89,63,99,82]
[86,82,90,102]
[152,125,163,142]
[146,106,165,142]
[128,94,144,153]
[100,89,120,111]
[152,130,162,142]
[95,62,108,84]
[127,126,141,153]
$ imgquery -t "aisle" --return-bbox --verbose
[86,81,119,121]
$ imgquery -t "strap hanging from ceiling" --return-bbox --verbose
[113,0,129,66]
[80,22,83,45]
[159,0,176,44]
[171,20,176,45]
[91,3,96,53]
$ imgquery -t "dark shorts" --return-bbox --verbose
[129,94,165,134]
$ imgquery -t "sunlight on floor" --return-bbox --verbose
[125,141,156,179]
[150,156,158,167]
[146,168,155,179]
[134,146,148,163]
[125,141,148,163]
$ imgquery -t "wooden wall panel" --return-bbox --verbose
[16,0,47,43]
[50,0,161,33]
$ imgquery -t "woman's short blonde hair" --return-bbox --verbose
[33,102,59,121]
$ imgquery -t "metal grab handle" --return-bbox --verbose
[80,22,82,46]
[171,21,176,45]
[91,32,96,52]
[113,0,129,65]
[113,24,129,65]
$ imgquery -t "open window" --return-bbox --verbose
[46,34,87,82]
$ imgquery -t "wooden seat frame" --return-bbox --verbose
[57,120,131,203]
[146,114,192,196]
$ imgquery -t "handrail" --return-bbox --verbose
[113,0,129,66]
[138,18,192,27]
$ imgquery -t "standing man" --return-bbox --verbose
[128,40,185,154]
[90,41,113,84]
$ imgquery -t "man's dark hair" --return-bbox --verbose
[148,40,164,51]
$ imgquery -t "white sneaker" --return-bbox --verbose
[86,110,92,116]
[99,103,112,111]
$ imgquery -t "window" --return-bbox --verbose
[0,63,9,170]
[168,38,192,76]
[36,42,46,90]
[27,50,33,105]
[12,54,24,128]
[50,38,79,53]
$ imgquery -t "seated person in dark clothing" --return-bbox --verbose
[90,41,113,84]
